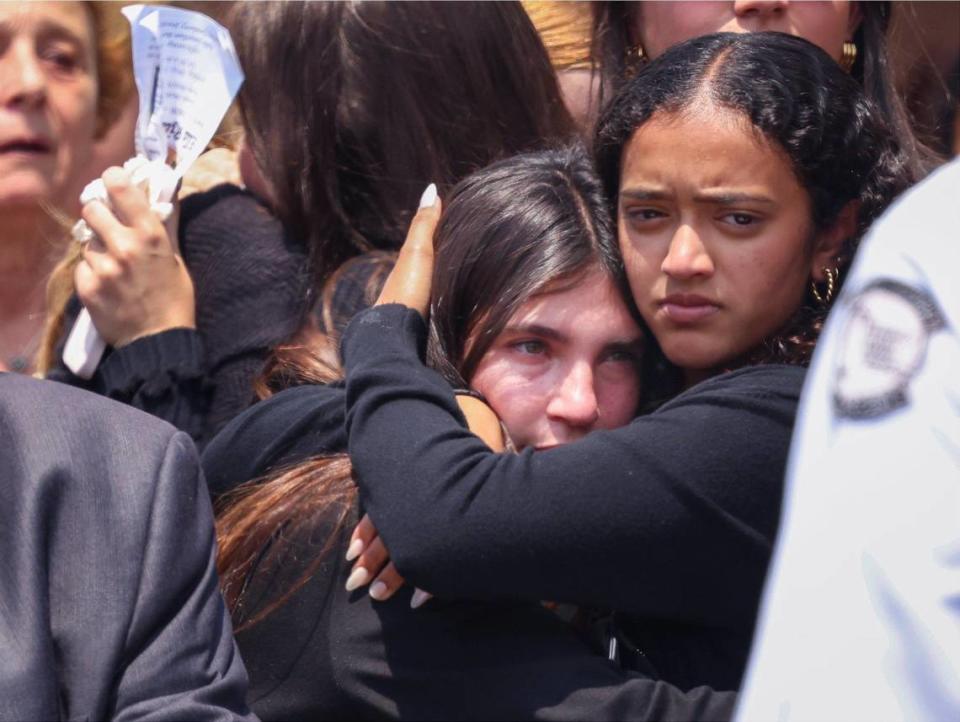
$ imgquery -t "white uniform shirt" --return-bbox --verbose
[736,159,960,722]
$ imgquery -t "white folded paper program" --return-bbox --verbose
[63,4,243,379]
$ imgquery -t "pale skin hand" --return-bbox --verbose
[75,166,196,349]
[346,188,505,604]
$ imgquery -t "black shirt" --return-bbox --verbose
[47,185,311,449]
[202,383,736,721]
[339,305,805,691]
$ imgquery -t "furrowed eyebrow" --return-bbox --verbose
[620,188,776,205]
[501,324,567,343]
[603,340,645,359]
[0,20,87,54]
[693,191,776,205]
[619,188,671,201]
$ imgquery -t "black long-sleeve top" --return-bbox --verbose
[202,383,736,721]
[339,305,805,691]
[46,185,311,449]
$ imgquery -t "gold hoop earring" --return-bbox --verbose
[625,43,646,75]
[810,267,839,307]
[840,41,857,72]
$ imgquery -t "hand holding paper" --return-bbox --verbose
[63,4,243,378]
[74,165,195,349]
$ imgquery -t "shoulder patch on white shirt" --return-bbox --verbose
[832,279,945,420]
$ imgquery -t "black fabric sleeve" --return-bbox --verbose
[203,382,738,720]
[342,305,802,629]
[45,312,214,446]
[225,468,737,721]
[201,383,348,498]
[96,328,211,443]
[45,186,311,452]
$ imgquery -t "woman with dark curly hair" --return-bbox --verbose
[332,31,917,693]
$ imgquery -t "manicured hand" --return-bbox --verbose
[374,183,441,317]
[75,166,195,348]
[343,394,503,606]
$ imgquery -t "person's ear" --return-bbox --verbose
[810,201,858,282]
[847,2,864,38]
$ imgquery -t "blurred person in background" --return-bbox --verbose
[0,1,129,375]
[588,0,938,175]
[523,1,599,130]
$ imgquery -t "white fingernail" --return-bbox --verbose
[345,567,371,592]
[418,183,438,209]
[410,588,433,610]
[369,581,389,601]
[345,538,364,562]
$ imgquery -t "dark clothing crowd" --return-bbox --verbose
[2,2,957,721]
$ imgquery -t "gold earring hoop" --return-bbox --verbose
[840,41,857,72]
[810,267,839,307]
[625,43,646,75]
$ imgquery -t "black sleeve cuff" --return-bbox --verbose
[98,328,206,397]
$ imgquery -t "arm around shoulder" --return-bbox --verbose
[344,306,798,625]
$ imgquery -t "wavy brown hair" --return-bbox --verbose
[87,2,135,138]
[216,145,638,628]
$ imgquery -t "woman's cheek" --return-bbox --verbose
[56,86,99,199]
[476,370,551,448]
[596,367,641,428]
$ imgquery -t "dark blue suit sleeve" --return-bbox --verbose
[112,431,256,721]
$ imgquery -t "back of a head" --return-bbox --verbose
[231,1,575,285]
[426,145,627,387]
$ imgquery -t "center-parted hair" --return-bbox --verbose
[589,2,937,176]
[594,31,916,365]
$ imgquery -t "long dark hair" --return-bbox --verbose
[427,146,632,389]
[590,2,935,178]
[230,0,575,288]
[594,31,915,368]
[217,146,634,626]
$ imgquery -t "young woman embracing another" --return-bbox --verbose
[336,31,916,693]
[205,146,736,720]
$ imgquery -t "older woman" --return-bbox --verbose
[0,1,128,374]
